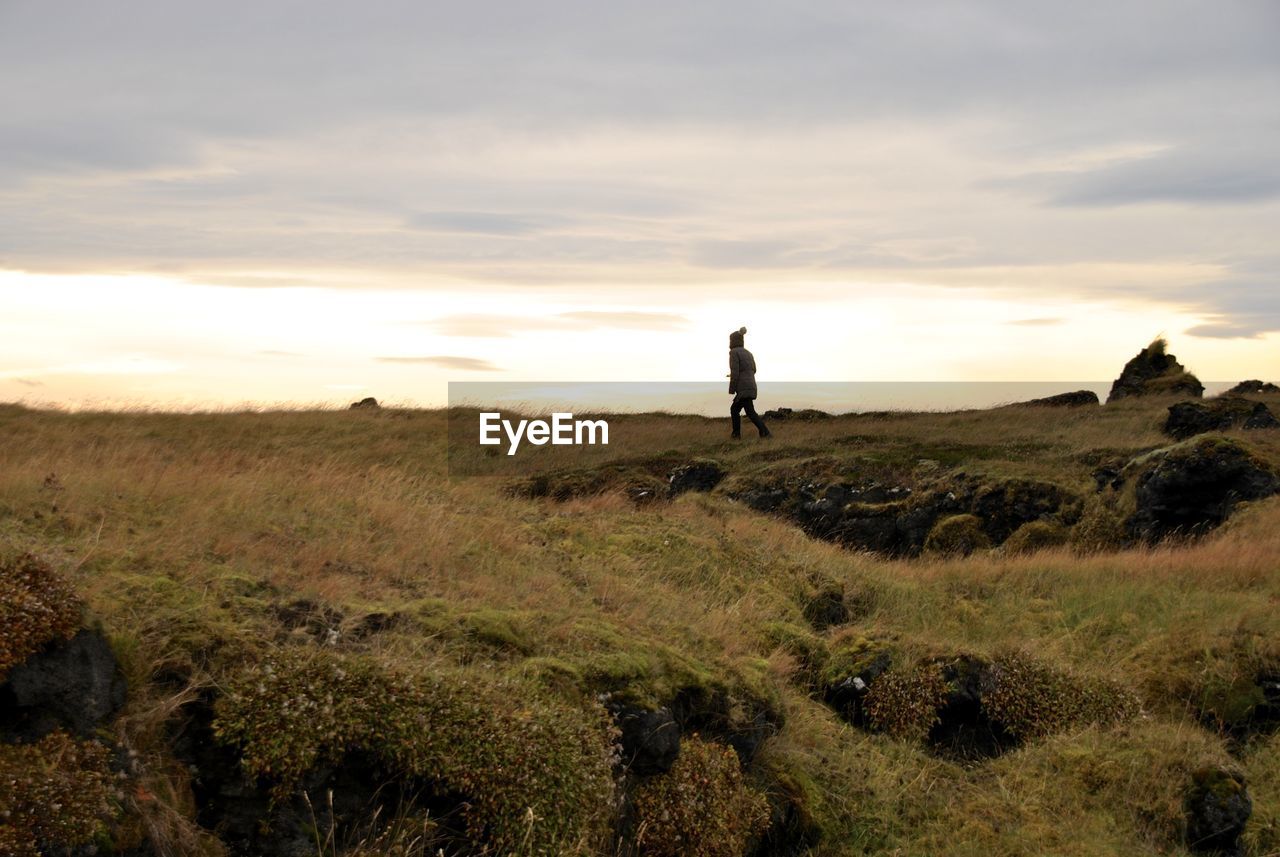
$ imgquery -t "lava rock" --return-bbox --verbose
[1164,397,1279,440]
[824,650,892,727]
[1108,339,1204,403]
[1185,767,1251,856]
[349,397,380,410]
[1020,390,1100,407]
[1125,437,1280,540]
[736,486,791,512]
[970,479,1073,542]
[927,656,1015,760]
[1226,380,1280,395]
[612,705,680,775]
[0,629,127,741]
[667,460,725,496]
[668,684,783,766]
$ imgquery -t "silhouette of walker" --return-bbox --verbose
[728,326,771,439]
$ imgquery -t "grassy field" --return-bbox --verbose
[1,394,1278,856]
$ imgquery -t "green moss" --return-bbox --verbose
[751,751,828,850]
[631,736,770,857]
[0,732,116,857]
[213,648,618,855]
[760,621,829,689]
[456,608,536,654]
[819,631,893,692]
[1003,520,1069,556]
[925,514,992,557]
[514,656,586,695]
[0,550,83,681]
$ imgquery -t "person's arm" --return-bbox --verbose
[728,350,739,394]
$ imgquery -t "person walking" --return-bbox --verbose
[728,326,771,439]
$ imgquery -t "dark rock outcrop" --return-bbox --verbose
[824,650,892,728]
[612,705,680,775]
[667,460,725,496]
[349,397,380,410]
[927,657,1017,760]
[1226,380,1280,395]
[0,629,127,741]
[1185,767,1251,856]
[1125,437,1280,541]
[667,684,783,766]
[1108,339,1204,403]
[736,475,1075,558]
[1019,390,1100,408]
[1164,397,1279,440]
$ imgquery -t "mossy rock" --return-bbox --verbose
[925,514,992,557]
[213,649,617,855]
[1003,520,1069,555]
[1122,435,1279,541]
[750,753,827,855]
[821,632,895,726]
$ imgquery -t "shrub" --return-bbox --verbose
[0,732,115,857]
[925,515,991,557]
[214,648,618,855]
[631,736,770,857]
[985,652,1140,739]
[863,663,948,741]
[0,551,82,681]
[1003,520,1068,556]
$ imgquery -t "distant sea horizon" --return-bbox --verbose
[449,381,1240,418]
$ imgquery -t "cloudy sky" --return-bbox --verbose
[2,1,1277,407]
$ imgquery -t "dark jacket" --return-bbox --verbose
[729,347,757,399]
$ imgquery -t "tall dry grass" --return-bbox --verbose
[2,398,1278,856]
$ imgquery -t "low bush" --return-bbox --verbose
[631,736,770,857]
[986,651,1141,740]
[0,550,82,681]
[0,732,115,857]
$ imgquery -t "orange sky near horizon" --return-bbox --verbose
[2,269,1275,411]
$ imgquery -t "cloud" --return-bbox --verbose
[556,311,687,329]
[258,349,303,357]
[1046,147,1280,207]
[0,0,1277,337]
[375,355,500,371]
[431,311,687,337]
[1185,322,1265,339]
[405,211,565,236]
[1007,317,1063,326]
[0,357,182,379]
[11,377,43,387]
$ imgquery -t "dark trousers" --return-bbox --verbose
[731,396,770,437]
